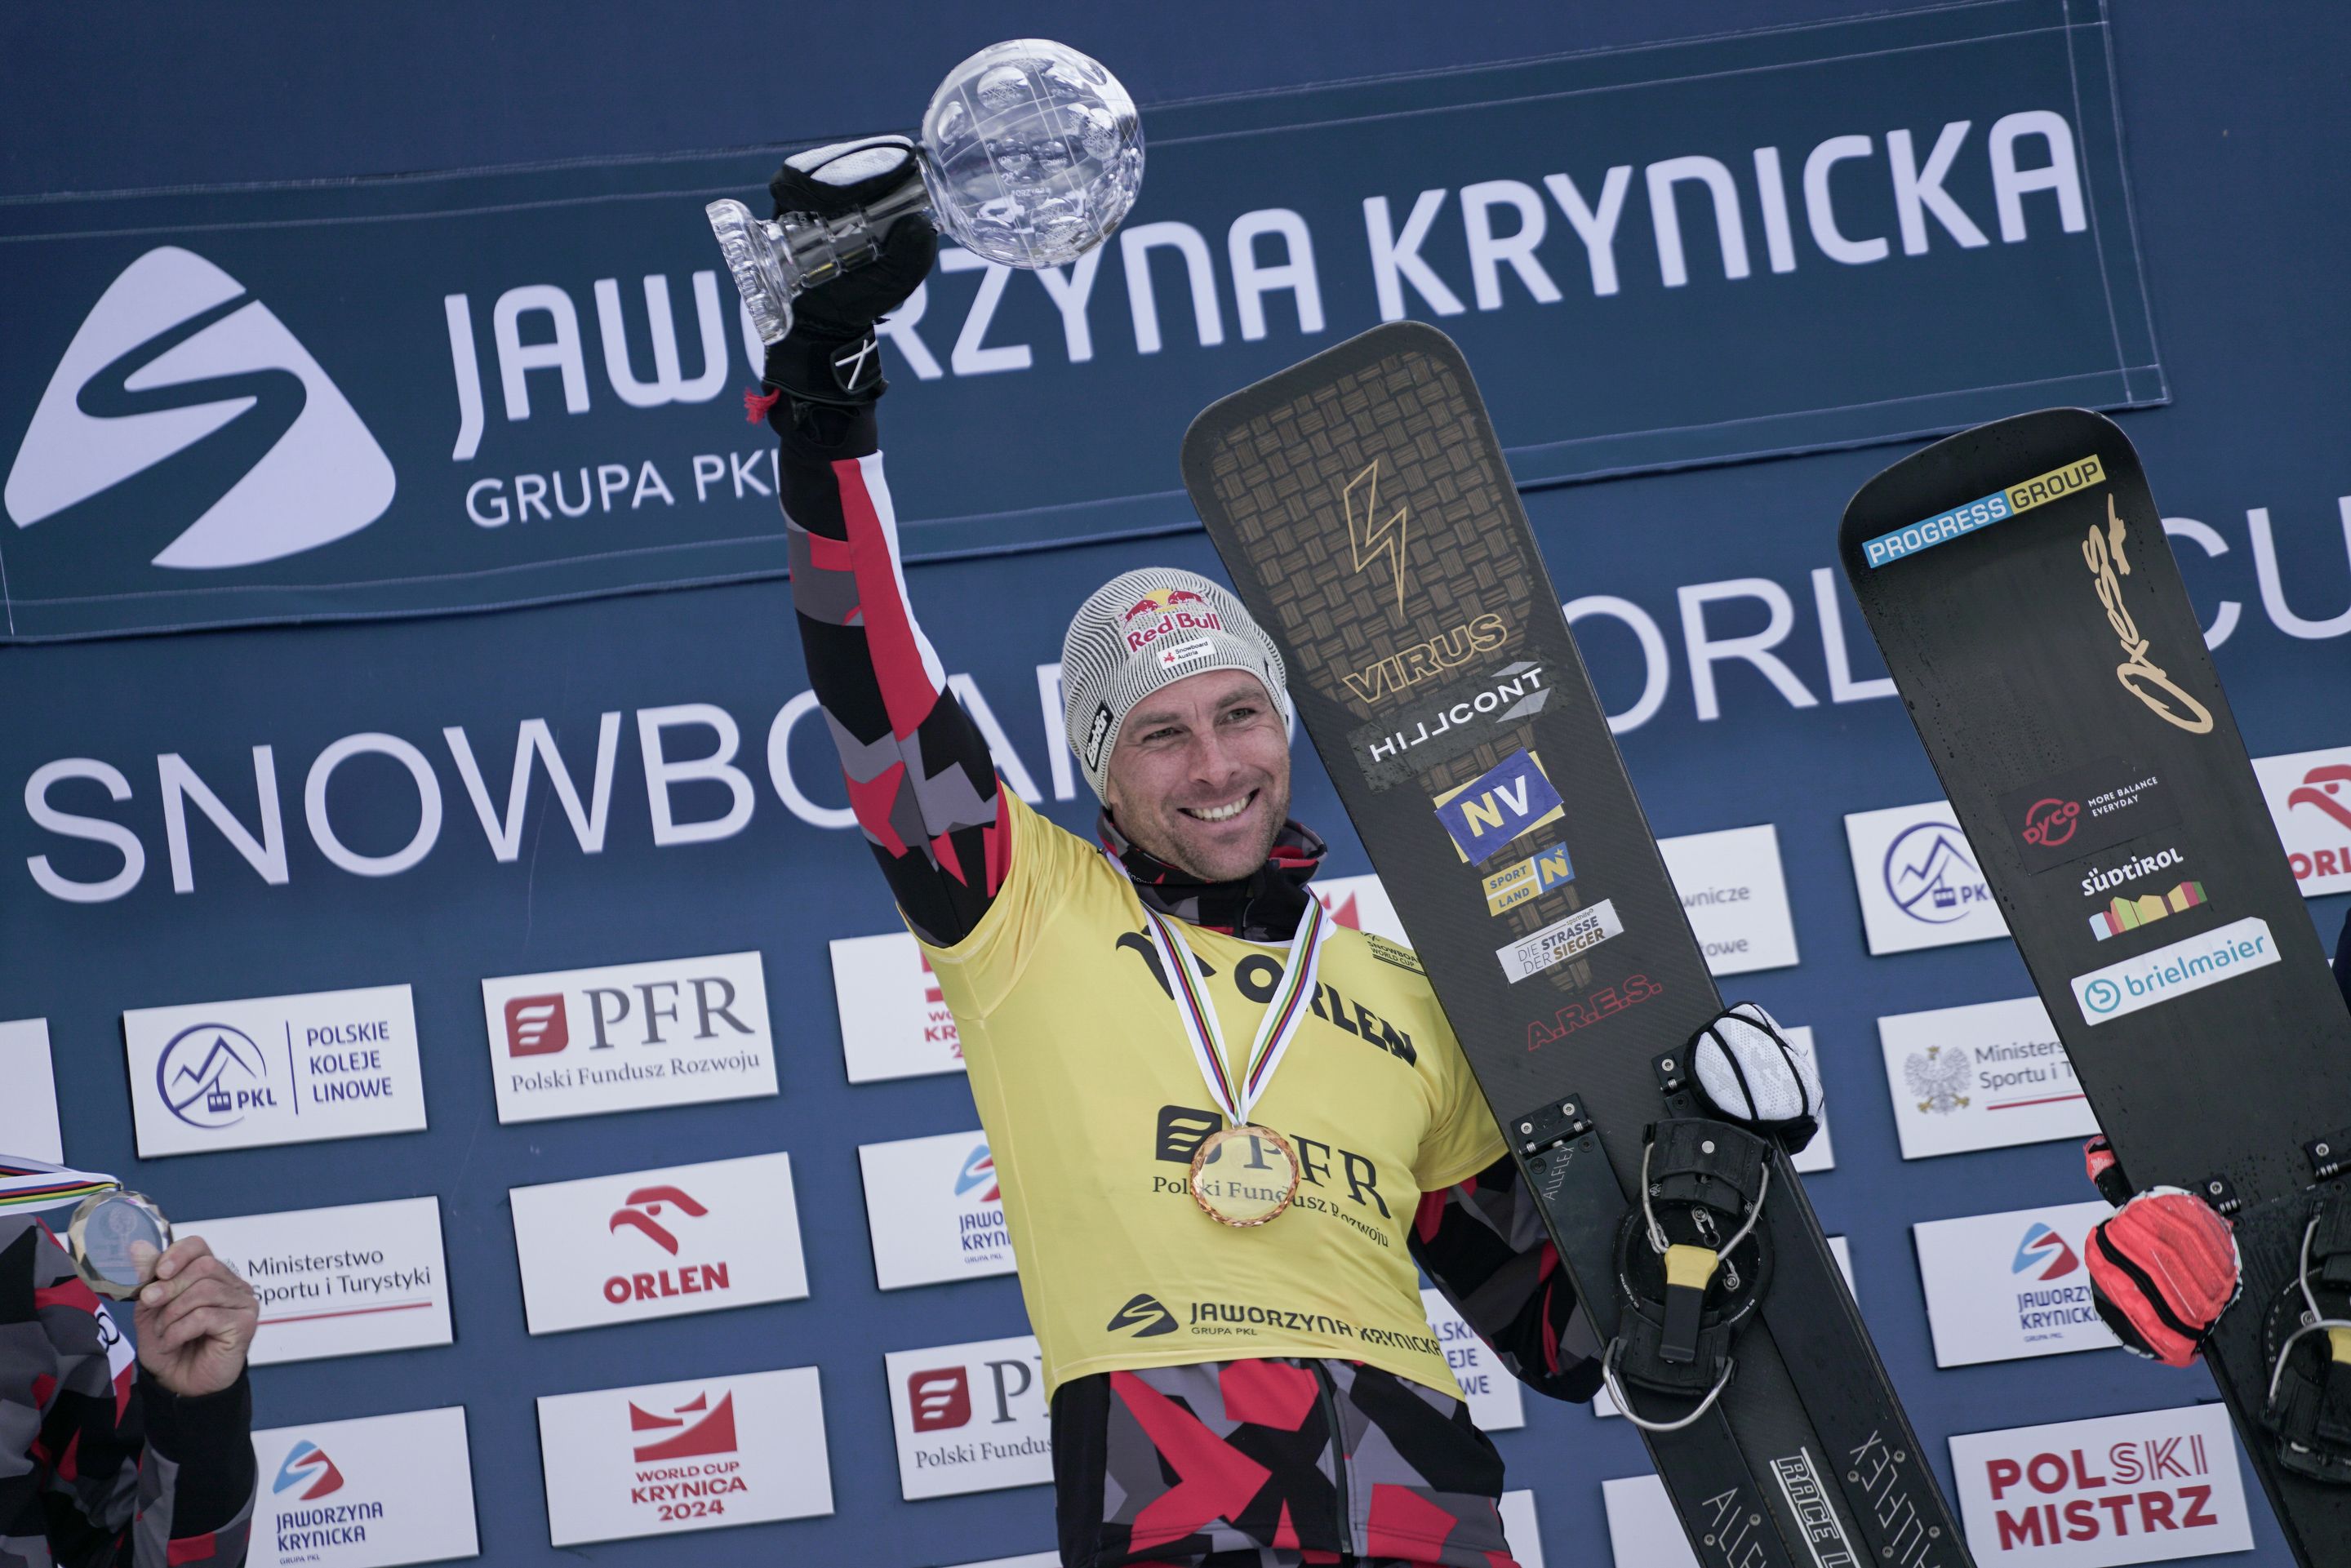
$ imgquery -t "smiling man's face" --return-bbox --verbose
[1102,668,1291,883]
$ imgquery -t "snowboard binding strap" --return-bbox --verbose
[2262,1202,2351,1483]
[1605,1120,1774,1434]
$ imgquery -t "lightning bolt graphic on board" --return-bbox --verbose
[1343,460,1408,619]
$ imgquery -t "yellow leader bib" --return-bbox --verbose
[922,794,1506,1398]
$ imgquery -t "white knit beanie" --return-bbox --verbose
[1060,567,1291,801]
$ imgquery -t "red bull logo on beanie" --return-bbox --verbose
[1122,586,1226,652]
[1862,454,2104,567]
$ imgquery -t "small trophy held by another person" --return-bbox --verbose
[707,38,1144,346]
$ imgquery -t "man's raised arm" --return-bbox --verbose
[762,140,1009,947]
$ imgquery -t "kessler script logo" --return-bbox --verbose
[508,1151,807,1334]
[2069,917,2278,1025]
[122,984,427,1157]
[7,247,395,568]
[248,1406,477,1568]
[2081,497,2214,735]
[479,951,774,1122]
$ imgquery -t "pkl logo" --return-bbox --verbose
[630,1391,737,1461]
[2288,764,2351,832]
[907,1367,972,1432]
[2011,1223,2081,1281]
[955,1145,998,1204]
[609,1185,707,1255]
[5,247,395,568]
[272,1440,345,1499]
[505,993,567,1056]
[155,1023,273,1129]
[1882,822,1990,925]
[1430,749,1565,864]
[2020,797,2080,850]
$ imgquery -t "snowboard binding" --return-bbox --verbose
[1603,1118,1774,1432]
[2261,1198,2351,1484]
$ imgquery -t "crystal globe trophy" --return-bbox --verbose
[708,39,1144,345]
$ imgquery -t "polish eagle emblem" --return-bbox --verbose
[1904,1045,1971,1115]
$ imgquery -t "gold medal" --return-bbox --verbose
[1187,1124,1302,1227]
[68,1188,172,1300]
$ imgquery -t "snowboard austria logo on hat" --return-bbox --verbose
[1060,568,1290,800]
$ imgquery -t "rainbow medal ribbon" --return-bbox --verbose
[1127,873,1331,1227]
[0,1157,171,1299]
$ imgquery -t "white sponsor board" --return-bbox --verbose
[2069,917,2278,1027]
[1845,800,2009,955]
[859,1129,1014,1290]
[1500,1489,1544,1568]
[885,1334,1051,1500]
[2252,743,2351,897]
[1596,1237,1851,1419]
[1498,899,1624,982]
[951,1556,1058,1568]
[1914,1200,2117,1367]
[1880,996,2099,1159]
[1658,824,1801,975]
[480,951,775,1123]
[184,1197,450,1365]
[1604,1473,1696,1568]
[509,1152,808,1334]
[0,1019,62,1163]
[1949,1402,2251,1565]
[250,1406,477,1568]
[123,984,426,1157]
[1421,1287,1523,1433]
[1313,871,1410,944]
[831,931,964,1083]
[536,1366,833,1545]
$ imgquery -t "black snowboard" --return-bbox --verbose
[1184,322,1969,1568]
[1840,407,2351,1568]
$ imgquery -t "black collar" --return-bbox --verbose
[1098,809,1326,942]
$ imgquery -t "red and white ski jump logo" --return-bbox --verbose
[629,1390,737,1461]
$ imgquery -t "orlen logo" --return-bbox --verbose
[2290,763,2351,833]
[272,1440,346,1500]
[629,1390,737,1462]
[2011,1222,2081,1281]
[505,994,567,1056]
[6,247,395,568]
[155,1023,273,1129]
[609,1185,707,1255]
[954,1144,998,1204]
[906,1367,972,1432]
[605,1185,729,1306]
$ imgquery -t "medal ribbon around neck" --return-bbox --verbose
[1121,860,1331,1130]
[0,1158,118,1217]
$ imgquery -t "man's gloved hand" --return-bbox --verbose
[758,137,938,411]
[2086,1185,2242,1366]
[1686,1002,1824,1155]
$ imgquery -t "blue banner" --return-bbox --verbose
[0,0,2155,640]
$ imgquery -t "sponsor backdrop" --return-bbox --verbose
[4,2,2349,1566]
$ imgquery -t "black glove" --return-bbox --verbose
[758,138,939,408]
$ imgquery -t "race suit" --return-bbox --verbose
[779,398,1601,1568]
[0,1204,255,1568]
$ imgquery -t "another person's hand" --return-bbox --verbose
[133,1234,259,1397]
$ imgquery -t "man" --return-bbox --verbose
[762,140,1811,1566]
[2,1159,260,1568]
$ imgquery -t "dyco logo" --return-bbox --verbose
[2011,1223,2080,1281]
[156,1023,273,1129]
[6,247,395,568]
